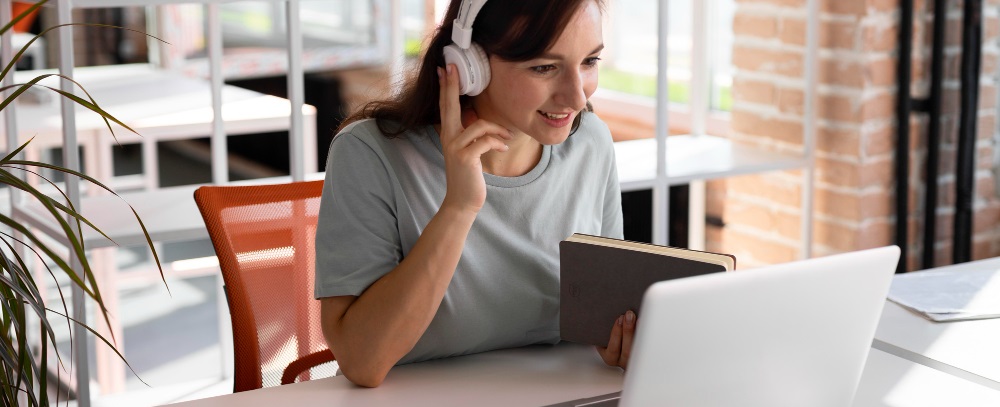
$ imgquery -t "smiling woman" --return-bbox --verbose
[314,0,633,388]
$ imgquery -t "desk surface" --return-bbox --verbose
[11,64,316,145]
[612,136,806,192]
[166,343,1000,407]
[874,257,1000,390]
[168,344,623,407]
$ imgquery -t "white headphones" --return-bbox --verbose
[442,0,491,96]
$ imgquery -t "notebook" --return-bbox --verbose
[548,245,900,407]
[560,233,735,347]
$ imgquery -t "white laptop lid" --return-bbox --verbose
[620,246,900,407]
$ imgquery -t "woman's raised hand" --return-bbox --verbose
[437,64,513,214]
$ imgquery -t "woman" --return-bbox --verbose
[315,0,634,388]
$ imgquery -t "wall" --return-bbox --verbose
[721,0,1000,269]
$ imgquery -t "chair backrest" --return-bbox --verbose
[194,180,335,392]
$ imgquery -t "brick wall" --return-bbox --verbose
[719,0,1000,270]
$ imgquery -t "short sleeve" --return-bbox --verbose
[584,112,624,240]
[602,140,625,240]
[314,132,403,298]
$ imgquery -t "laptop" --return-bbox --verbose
[547,246,900,407]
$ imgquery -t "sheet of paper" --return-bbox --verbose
[887,267,1000,322]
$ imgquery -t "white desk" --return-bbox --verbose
[873,258,1000,391]
[163,343,1000,407]
[612,135,806,192]
[8,63,317,188]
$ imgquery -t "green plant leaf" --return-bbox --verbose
[0,235,59,348]
[0,280,40,407]
[0,216,97,300]
[0,167,117,245]
[0,135,33,162]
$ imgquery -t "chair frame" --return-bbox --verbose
[194,180,334,392]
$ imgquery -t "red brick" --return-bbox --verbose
[730,110,805,145]
[777,87,805,115]
[935,212,954,242]
[983,54,999,76]
[723,199,800,241]
[860,157,895,188]
[862,23,898,52]
[727,173,803,207]
[722,227,798,266]
[815,218,860,251]
[861,92,895,122]
[820,58,864,87]
[735,0,805,7]
[978,115,996,141]
[818,93,859,123]
[978,145,995,170]
[979,84,997,110]
[973,238,997,260]
[820,0,871,15]
[863,126,895,156]
[734,13,778,39]
[860,219,894,248]
[823,20,859,50]
[870,0,900,12]
[866,57,896,87]
[779,17,806,46]
[732,78,776,105]
[938,178,956,207]
[818,126,861,156]
[974,202,1000,234]
[861,189,894,218]
[817,156,861,187]
[733,45,804,76]
[707,179,728,217]
[986,16,1000,43]
[816,187,862,221]
[946,15,964,47]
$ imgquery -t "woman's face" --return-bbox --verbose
[473,1,603,145]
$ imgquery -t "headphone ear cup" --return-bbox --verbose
[442,44,473,95]
[464,42,491,96]
[442,42,491,96]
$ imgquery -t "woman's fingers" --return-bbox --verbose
[450,120,512,149]
[598,314,624,366]
[466,135,510,156]
[619,310,636,369]
[438,65,463,138]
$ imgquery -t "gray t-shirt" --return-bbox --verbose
[314,111,623,365]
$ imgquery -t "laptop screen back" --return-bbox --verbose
[620,246,900,407]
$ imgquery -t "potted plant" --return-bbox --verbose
[1,2,164,405]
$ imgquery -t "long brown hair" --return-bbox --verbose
[338,0,604,137]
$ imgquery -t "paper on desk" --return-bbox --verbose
[887,267,1000,322]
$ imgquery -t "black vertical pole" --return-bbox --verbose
[954,0,982,264]
[922,0,946,269]
[895,0,914,273]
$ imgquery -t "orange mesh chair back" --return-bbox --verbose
[194,180,335,392]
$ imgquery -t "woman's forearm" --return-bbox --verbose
[320,205,477,387]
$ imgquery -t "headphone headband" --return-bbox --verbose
[452,0,488,49]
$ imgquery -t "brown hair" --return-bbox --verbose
[338,0,604,137]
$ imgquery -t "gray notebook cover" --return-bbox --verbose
[559,237,731,347]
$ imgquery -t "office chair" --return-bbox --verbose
[194,180,335,392]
